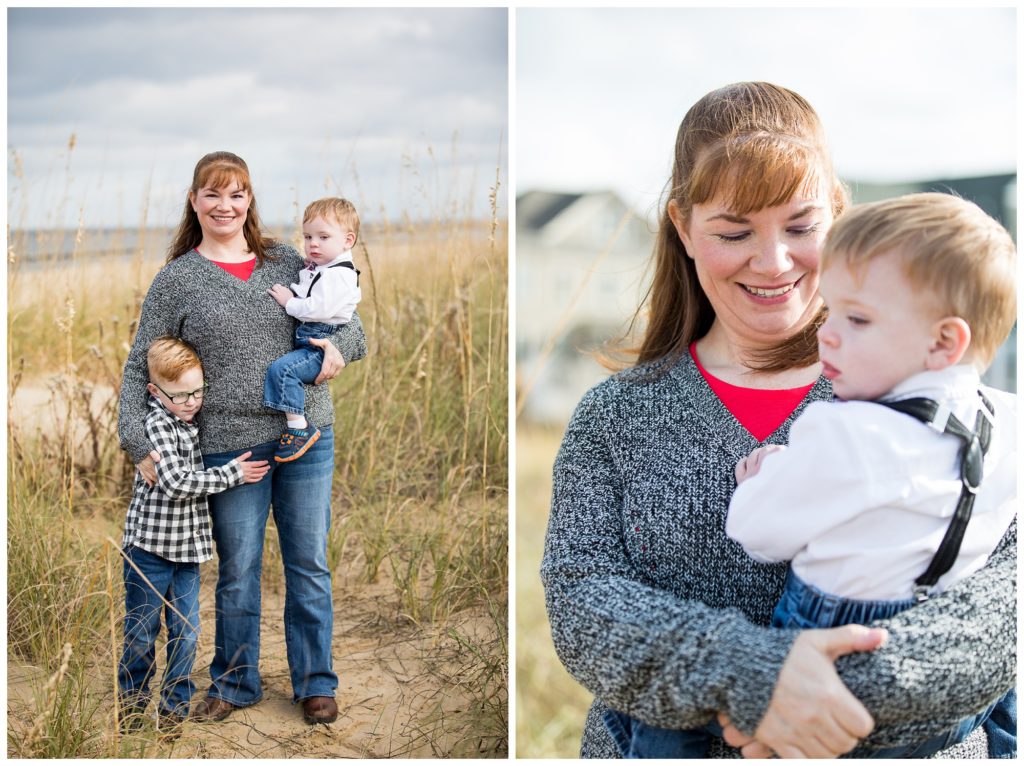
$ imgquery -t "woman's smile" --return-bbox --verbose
[739,279,800,300]
[191,181,250,240]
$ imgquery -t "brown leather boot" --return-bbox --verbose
[302,696,338,724]
[190,696,236,722]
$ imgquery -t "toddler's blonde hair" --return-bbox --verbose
[303,197,360,243]
[822,192,1016,369]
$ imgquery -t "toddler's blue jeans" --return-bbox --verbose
[263,322,339,416]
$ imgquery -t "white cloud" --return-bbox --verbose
[7,7,508,228]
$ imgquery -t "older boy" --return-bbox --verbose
[119,337,268,736]
[266,197,362,463]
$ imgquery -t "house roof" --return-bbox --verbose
[516,191,584,231]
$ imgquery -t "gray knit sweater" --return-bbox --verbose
[542,351,1015,758]
[119,245,367,463]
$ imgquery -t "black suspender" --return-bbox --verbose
[305,261,361,298]
[879,393,994,601]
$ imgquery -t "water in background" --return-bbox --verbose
[9,226,180,269]
[8,222,411,270]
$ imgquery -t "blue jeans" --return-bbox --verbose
[263,322,338,416]
[603,710,722,759]
[118,545,201,717]
[773,570,1015,759]
[606,570,1015,758]
[202,428,337,706]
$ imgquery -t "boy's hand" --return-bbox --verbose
[735,444,786,484]
[268,284,293,307]
[234,450,270,483]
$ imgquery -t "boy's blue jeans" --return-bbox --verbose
[117,545,201,717]
[263,322,339,416]
[605,569,1016,758]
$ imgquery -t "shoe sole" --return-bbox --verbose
[303,711,338,725]
[274,429,321,463]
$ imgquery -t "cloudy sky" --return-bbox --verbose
[7,7,508,229]
[517,7,1016,218]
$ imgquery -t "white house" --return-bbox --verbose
[516,190,654,424]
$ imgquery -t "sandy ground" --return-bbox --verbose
[9,565,497,758]
[8,381,504,758]
[165,569,495,758]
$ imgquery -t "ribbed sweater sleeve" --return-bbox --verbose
[836,520,1016,749]
[119,266,180,463]
[542,386,800,734]
[326,310,367,366]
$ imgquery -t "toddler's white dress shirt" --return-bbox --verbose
[727,365,1016,601]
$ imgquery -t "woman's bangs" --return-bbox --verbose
[690,136,823,215]
[197,164,251,194]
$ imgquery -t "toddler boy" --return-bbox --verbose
[731,193,1017,759]
[266,197,361,462]
[119,337,268,736]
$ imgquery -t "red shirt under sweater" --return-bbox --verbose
[201,252,255,281]
[690,342,815,442]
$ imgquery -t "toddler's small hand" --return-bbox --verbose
[235,450,270,483]
[735,445,786,484]
[268,284,293,307]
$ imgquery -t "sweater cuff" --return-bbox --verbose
[712,619,802,735]
[124,439,153,466]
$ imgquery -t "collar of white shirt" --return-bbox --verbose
[879,365,982,405]
[312,251,354,272]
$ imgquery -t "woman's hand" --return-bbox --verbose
[727,625,888,758]
[309,337,346,384]
[136,450,161,487]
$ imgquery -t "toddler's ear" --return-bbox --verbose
[926,317,971,370]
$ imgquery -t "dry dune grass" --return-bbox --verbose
[514,425,592,757]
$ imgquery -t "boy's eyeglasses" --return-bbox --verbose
[154,383,209,405]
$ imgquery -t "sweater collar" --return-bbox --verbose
[669,350,832,453]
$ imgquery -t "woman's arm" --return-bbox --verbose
[542,388,803,732]
[325,310,367,365]
[118,269,179,464]
[308,311,367,384]
[835,520,1016,749]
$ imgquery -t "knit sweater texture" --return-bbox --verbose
[542,350,1015,758]
[119,245,367,463]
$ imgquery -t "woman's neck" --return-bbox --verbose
[695,323,821,390]
[196,234,252,263]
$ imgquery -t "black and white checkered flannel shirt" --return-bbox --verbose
[122,396,245,563]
